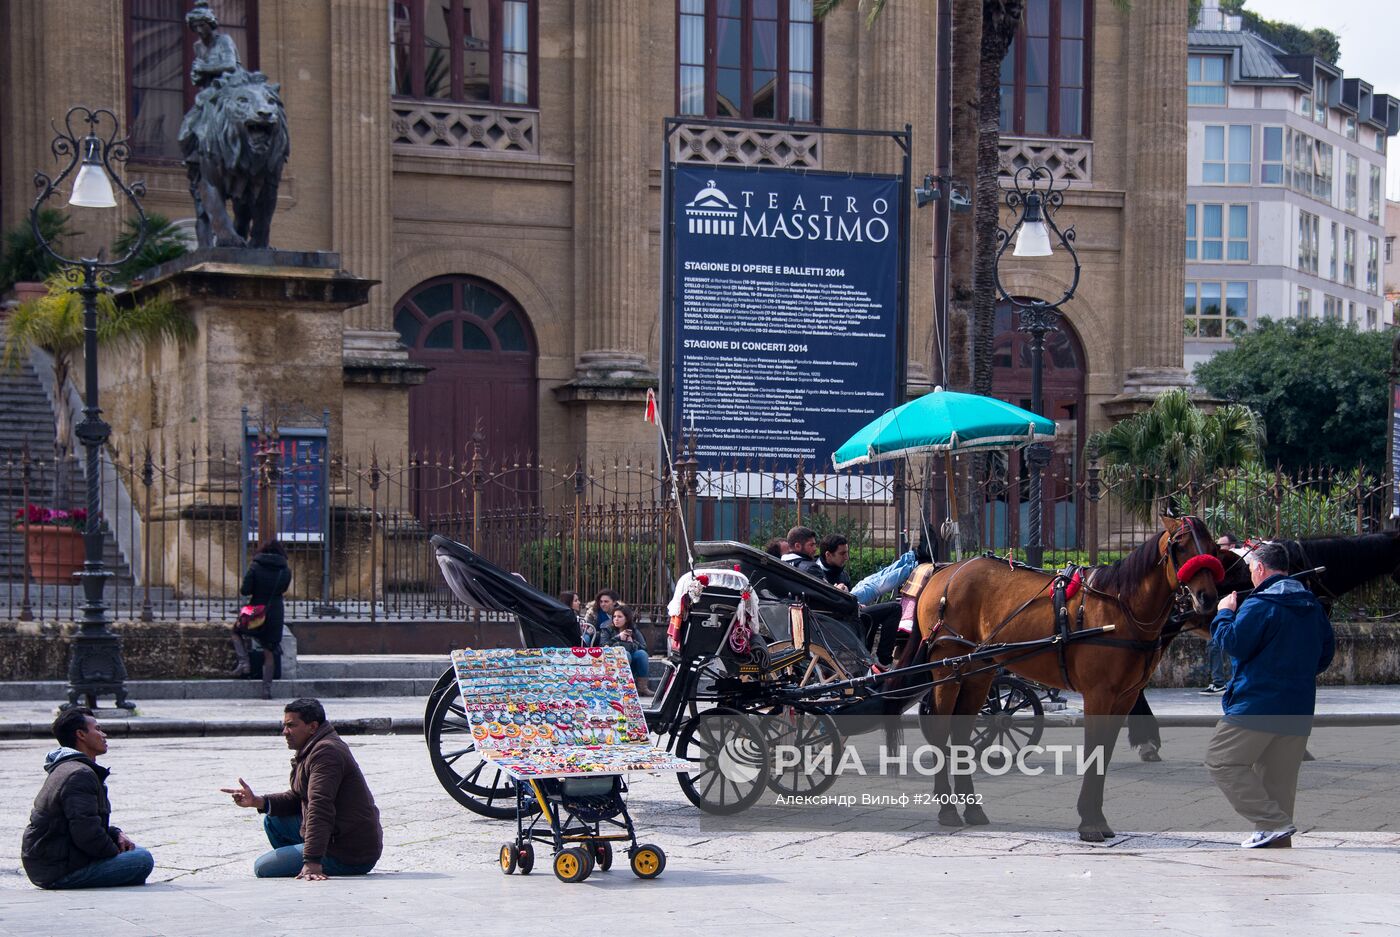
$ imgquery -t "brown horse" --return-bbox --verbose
[902,514,1223,841]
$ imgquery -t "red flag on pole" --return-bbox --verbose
[644,387,659,425]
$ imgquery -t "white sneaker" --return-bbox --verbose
[1241,826,1297,848]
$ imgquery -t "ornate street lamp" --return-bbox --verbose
[993,165,1080,570]
[32,106,149,711]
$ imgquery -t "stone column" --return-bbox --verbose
[1118,0,1190,397]
[331,0,397,353]
[328,0,421,461]
[575,0,649,379]
[857,5,938,397]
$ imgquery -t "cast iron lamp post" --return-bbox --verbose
[993,165,1080,570]
[32,106,149,710]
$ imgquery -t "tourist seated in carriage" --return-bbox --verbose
[817,534,853,590]
[609,606,651,695]
[780,526,823,577]
[763,537,790,559]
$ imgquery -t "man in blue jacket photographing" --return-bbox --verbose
[1205,540,1335,849]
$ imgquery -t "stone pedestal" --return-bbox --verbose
[106,248,389,600]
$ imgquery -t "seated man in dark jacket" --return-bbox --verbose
[1205,540,1335,849]
[222,698,382,879]
[21,708,154,889]
[780,525,823,577]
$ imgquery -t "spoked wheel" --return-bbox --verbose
[971,675,1045,764]
[761,707,842,797]
[676,707,769,815]
[423,666,458,743]
[917,674,1045,760]
[425,685,537,820]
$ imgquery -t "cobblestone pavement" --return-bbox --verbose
[1,734,1398,937]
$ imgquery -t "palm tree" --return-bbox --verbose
[971,0,1023,397]
[110,213,191,285]
[2,276,192,502]
[1087,388,1265,523]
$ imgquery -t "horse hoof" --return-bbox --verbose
[938,807,963,827]
[963,805,990,826]
[1078,829,1105,843]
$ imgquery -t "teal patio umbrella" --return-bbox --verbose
[832,388,1057,470]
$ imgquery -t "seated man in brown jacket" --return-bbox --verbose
[222,698,382,879]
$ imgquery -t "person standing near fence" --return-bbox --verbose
[238,540,293,700]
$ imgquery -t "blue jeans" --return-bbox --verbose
[48,847,154,889]
[628,648,650,683]
[253,813,377,878]
[1207,643,1232,685]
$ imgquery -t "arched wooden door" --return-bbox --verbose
[990,299,1087,548]
[394,275,539,520]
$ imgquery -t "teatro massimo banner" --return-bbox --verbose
[665,164,904,496]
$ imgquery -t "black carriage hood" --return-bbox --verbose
[430,535,582,647]
[693,540,860,617]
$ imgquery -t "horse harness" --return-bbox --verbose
[917,517,1223,694]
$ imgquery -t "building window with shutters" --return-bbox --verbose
[676,0,820,123]
[126,0,258,161]
[391,0,537,107]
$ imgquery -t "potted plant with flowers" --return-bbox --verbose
[13,503,88,583]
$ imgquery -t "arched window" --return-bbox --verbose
[394,275,539,469]
[391,0,537,106]
[394,276,535,357]
[998,0,1090,139]
[676,0,821,123]
[125,0,259,160]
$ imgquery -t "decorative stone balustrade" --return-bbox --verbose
[999,137,1092,185]
[390,101,538,157]
[672,124,821,168]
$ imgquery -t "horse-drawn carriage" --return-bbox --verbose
[425,534,1078,818]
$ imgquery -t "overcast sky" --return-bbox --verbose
[1247,0,1400,198]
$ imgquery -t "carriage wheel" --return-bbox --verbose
[761,707,842,797]
[971,675,1045,765]
[676,707,769,815]
[425,686,537,820]
[916,674,1045,758]
[423,666,458,743]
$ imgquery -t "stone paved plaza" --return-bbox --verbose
[2,732,1398,936]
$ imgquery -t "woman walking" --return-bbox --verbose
[236,540,293,699]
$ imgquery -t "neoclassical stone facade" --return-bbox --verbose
[0,0,1187,469]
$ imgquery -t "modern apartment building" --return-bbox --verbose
[1186,1,1399,373]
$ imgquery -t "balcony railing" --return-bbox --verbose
[391,100,539,158]
[672,123,822,169]
[999,136,1092,186]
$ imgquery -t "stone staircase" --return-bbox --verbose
[0,350,133,583]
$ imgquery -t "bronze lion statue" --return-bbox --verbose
[182,69,289,249]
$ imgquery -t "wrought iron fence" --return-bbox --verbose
[2,440,1396,625]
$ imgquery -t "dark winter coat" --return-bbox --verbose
[21,749,123,888]
[1210,574,1335,735]
[818,559,852,590]
[240,551,292,648]
[260,723,382,866]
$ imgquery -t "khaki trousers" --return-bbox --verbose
[1205,720,1309,830]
